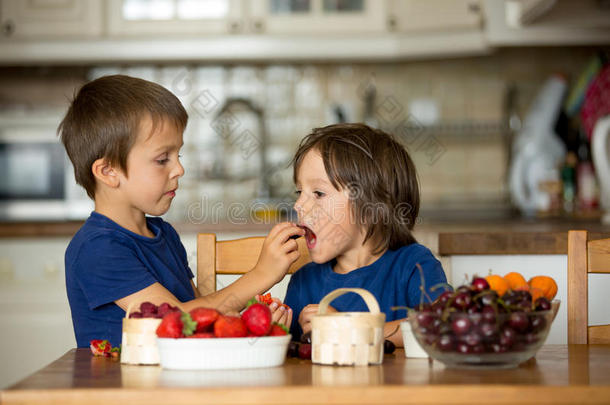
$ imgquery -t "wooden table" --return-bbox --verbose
[2,345,610,405]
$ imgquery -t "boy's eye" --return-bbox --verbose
[314,191,325,198]
[295,190,302,197]
[156,158,169,165]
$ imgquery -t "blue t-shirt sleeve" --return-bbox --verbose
[403,247,449,309]
[284,268,307,339]
[156,219,194,280]
[71,234,157,310]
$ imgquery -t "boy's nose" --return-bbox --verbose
[172,159,185,178]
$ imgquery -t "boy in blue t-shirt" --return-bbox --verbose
[59,75,303,348]
[285,124,448,347]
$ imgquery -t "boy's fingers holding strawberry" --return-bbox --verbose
[276,225,305,244]
[281,239,299,253]
[267,222,295,239]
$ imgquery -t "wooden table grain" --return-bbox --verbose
[2,345,610,405]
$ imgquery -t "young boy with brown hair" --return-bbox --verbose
[60,75,303,348]
[285,123,448,347]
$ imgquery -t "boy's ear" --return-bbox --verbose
[91,158,120,188]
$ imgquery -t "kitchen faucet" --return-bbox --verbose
[215,97,270,200]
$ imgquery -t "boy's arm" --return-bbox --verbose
[190,280,201,298]
[385,318,406,348]
[117,223,305,314]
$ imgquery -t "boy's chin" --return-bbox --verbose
[146,206,171,217]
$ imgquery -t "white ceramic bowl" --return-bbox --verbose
[156,335,291,370]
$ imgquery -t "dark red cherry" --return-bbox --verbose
[452,292,472,310]
[451,315,472,335]
[471,277,490,292]
[437,334,455,351]
[535,297,552,311]
[508,312,529,332]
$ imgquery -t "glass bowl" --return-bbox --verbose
[407,300,560,369]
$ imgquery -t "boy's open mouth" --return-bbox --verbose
[300,225,317,249]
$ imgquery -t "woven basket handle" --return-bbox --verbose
[318,288,380,315]
[124,296,184,319]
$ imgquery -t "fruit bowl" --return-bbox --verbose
[408,300,559,369]
[157,334,291,370]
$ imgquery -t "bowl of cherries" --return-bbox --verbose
[408,276,559,369]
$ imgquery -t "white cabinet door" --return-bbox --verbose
[484,0,610,45]
[249,0,387,34]
[0,0,103,39]
[106,0,244,36]
[387,0,483,32]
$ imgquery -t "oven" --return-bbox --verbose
[0,116,92,221]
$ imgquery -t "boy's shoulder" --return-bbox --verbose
[393,243,434,258]
[68,213,132,254]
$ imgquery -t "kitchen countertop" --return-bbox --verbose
[1,217,608,255]
[2,345,610,405]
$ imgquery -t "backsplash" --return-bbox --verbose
[0,47,599,222]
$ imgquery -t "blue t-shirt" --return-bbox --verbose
[284,243,448,339]
[65,212,195,348]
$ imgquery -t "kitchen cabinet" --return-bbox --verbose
[249,0,387,34]
[0,237,74,390]
[387,0,483,33]
[484,0,610,45]
[106,0,244,36]
[0,0,103,39]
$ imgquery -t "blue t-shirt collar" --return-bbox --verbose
[89,211,162,242]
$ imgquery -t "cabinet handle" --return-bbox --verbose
[468,2,481,14]
[387,15,397,31]
[229,21,242,33]
[2,19,15,37]
[252,20,264,33]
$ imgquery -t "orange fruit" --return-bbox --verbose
[503,272,528,291]
[485,274,510,297]
[528,276,558,300]
[529,287,545,303]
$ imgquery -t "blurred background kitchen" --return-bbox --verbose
[1,0,610,389]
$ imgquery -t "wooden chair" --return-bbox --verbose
[567,230,610,344]
[196,233,311,296]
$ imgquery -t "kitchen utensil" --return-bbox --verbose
[156,335,291,370]
[581,64,610,223]
[408,300,560,369]
[509,75,567,216]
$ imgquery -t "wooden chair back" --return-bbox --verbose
[196,233,311,296]
[567,230,610,344]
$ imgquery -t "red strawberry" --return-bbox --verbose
[241,303,272,336]
[156,311,197,338]
[187,332,215,338]
[269,322,289,336]
[189,307,220,333]
[214,315,248,338]
[90,339,111,356]
[258,293,273,305]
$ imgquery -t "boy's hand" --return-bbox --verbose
[255,294,292,329]
[253,222,305,284]
[298,304,337,334]
[269,298,292,329]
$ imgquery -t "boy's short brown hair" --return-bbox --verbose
[292,123,419,254]
[58,74,188,199]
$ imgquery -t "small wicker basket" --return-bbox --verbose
[120,299,181,365]
[311,288,386,366]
